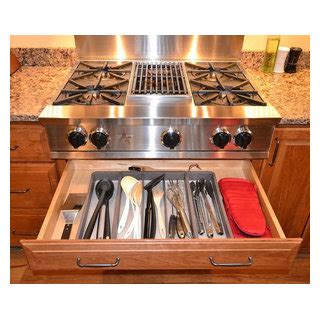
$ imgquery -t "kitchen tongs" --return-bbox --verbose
[143,174,165,238]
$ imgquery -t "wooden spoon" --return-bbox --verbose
[152,187,166,238]
[132,181,143,238]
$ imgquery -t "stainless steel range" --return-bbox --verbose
[39,35,281,159]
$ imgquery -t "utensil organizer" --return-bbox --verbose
[76,171,232,239]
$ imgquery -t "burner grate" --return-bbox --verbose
[131,62,188,95]
[53,61,132,105]
[185,62,267,106]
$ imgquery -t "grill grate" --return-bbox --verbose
[131,62,188,95]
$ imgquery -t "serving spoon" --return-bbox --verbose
[83,179,114,239]
[124,181,143,238]
[96,179,114,239]
[118,176,139,234]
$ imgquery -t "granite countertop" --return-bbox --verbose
[10,66,72,121]
[246,69,310,125]
[10,66,310,125]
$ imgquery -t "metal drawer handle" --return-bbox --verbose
[76,257,120,268]
[11,229,38,236]
[188,163,202,171]
[10,188,30,194]
[209,256,253,267]
[10,145,19,151]
[268,138,280,167]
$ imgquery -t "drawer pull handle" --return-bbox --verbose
[76,257,120,268]
[11,229,38,236]
[268,138,280,167]
[10,145,19,151]
[188,163,202,171]
[209,256,253,267]
[10,188,30,194]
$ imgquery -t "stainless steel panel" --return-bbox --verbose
[50,150,269,160]
[39,105,281,125]
[75,35,244,61]
[45,121,274,155]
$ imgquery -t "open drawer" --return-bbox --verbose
[21,159,301,274]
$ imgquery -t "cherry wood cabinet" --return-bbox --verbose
[10,163,58,208]
[254,127,310,250]
[10,122,60,246]
[10,123,51,162]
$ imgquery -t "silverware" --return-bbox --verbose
[189,181,205,235]
[196,181,214,238]
[199,179,223,235]
[205,179,224,235]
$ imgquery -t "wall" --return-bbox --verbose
[10,35,310,51]
[243,35,310,51]
[10,35,75,48]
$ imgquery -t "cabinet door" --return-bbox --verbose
[10,124,51,162]
[10,163,58,208]
[259,128,310,239]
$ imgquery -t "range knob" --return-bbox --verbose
[90,127,110,149]
[67,126,87,149]
[210,127,231,149]
[161,128,181,149]
[234,125,252,149]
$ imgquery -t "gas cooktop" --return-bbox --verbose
[40,36,281,160]
[53,60,266,108]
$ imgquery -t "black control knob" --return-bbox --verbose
[67,126,87,149]
[89,128,109,149]
[211,128,231,149]
[234,126,252,149]
[161,128,181,149]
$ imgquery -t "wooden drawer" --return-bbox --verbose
[10,124,51,162]
[11,209,46,246]
[22,160,301,274]
[10,163,58,208]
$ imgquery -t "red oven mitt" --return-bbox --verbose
[218,178,268,237]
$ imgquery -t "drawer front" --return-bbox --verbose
[11,211,46,246]
[10,124,51,162]
[22,239,300,272]
[21,159,302,275]
[11,163,58,208]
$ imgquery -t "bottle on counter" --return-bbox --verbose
[273,46,290,73]
[263,36,280,73]
[284,47,302,73]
